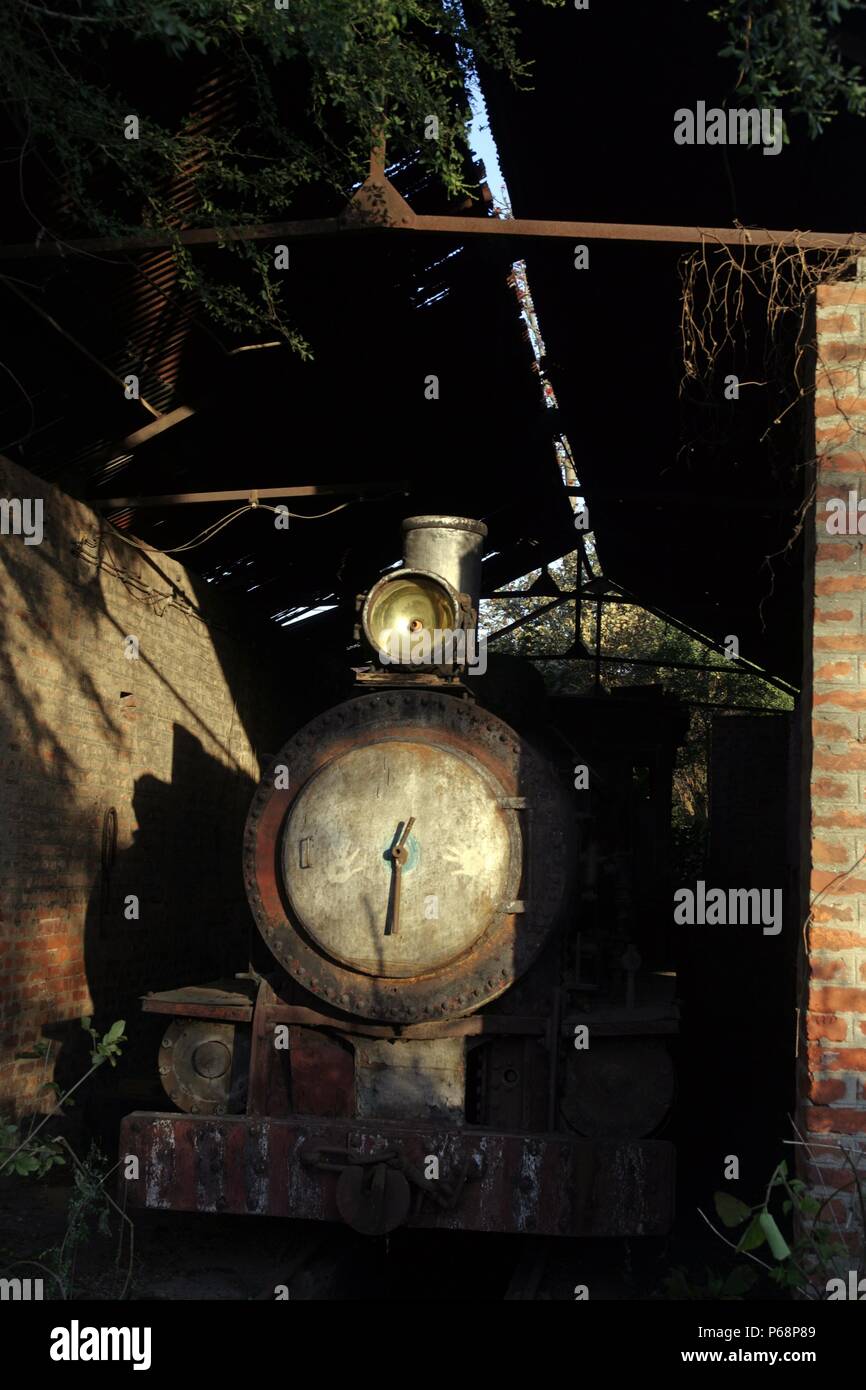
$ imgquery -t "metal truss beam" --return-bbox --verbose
[2,173,865,259]
[89,482,404,509]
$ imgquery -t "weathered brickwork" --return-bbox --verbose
[0,453,280,1113]
[803,274,866,1254]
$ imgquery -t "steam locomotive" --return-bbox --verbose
[120,517,684,1238]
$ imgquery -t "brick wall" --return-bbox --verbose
[802,270,866,1255]
[0,453,285,1115]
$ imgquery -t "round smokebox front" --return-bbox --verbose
[243,690,571,1022]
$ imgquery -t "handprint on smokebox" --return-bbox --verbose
[328,843,363,884]
[443,843,482,880]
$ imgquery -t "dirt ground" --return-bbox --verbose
[0,1169,696,1300]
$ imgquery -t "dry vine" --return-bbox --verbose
[678,236,866,629]
[679,235,861,405]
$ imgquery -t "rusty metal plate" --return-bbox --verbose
[243,691,573,1022]
[143,980,257,1022]
[289,1026,355,1118]
[119,1111,674,1237]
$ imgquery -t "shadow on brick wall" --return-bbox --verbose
[50,724,256,1141]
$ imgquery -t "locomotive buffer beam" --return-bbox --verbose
[119,1111,674,1239]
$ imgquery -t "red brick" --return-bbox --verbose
[820,341,866,362]
[814,635,866,651]
[813,663,855,681]
[816,399,866,421]
[815,576,866,596]
[812,929,866,951]
[810,955,850,980]
[823,1197,855,1223]
[811,542,861,564]
[811,838,851,864]
[804,1107,866,1134]
[804,1164,858,1190]
[812,810,866,828]
[811,778,854,799]
[813,750,866,772]
[809,1078,847,1104]
[825,1048,866,1071]
[816,422,854,442]
[811,899,856,922]
[819,450,866,473]
[807,1040,832,1069]
[817,314,860,334]
[815,368,857,391]
[815,396,855,418]
[810,987,866,1012]
[814,609,856,624]
[806,1015,847,1042]
[814,689,866,708]
[817,285,866,306]
[811,716,856,743]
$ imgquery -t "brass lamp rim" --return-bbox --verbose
[360,566,463,660]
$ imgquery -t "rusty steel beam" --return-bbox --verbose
[264,1005,547,1041]
[141,983,548,1039]
[89,482,405,508]
[142,998,254,1023]
[3,176,866,258]
[386,214,866,250]
[0,217,343,259]
[122,403,195,447]
[2,214,864,256]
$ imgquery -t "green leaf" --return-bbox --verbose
[80,1015,92,1031]
[104,1020,126,1044]
[714,1192,752,1228]
[738,1217,767,1252]
[759,1211,791,1260]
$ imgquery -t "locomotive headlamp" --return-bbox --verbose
[361,567,461,665]
[361,515,488,669]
